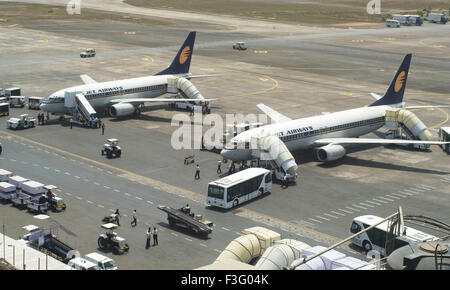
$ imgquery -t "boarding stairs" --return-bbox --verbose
[167,77,205,101]
[385,108,432,150]
[64,91,97,124]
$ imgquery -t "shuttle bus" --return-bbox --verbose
[206,168,272,209]
[350,215,438,256]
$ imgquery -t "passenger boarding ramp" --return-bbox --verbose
[64,91,97,124]
[385,108,433,150]
[167,77,205,101]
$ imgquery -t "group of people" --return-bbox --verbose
[111,209,159,250]
[37,113,46,125]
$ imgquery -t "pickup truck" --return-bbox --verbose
[80,48,96,58]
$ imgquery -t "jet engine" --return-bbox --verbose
[109,103,136,117]
[315,144,346,162]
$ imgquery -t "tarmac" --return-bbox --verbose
[0,1,449,270]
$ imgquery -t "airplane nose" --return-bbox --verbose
[40,103,47,111]
[220,149,230,160]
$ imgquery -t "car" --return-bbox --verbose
[80,48,96,58]
[7,114,36,130]
[233,42,247,50]
[101,138,122,158]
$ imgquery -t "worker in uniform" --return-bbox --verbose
[217,160,222,174]
[114,209,121,226]
[131,209,137,227]
[102,123,105,135]
[195,164,200,180]
[146,227,151,249]
[0,142,2,155]
[152,227,158,246]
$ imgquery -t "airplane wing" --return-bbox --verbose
[80,74,97,85]
[257,104,292,123]
[314,138,449,145]
[109,98,216,104]
[404,105,450,109]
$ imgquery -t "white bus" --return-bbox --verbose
[206,168,272,209]
[350,215,438,256]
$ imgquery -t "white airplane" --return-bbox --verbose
[40,31,213,118]
[221,54,449,163]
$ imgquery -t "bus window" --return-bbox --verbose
[265,173,272,183]
[207,185,224,199]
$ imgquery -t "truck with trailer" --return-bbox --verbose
[393,15,412,25]
[157,205,213,237]
[427,13,448,24]
[44,185,67,211]
[22,180,48,213]
[8,175,28,189]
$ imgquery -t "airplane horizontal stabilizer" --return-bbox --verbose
[257,104,292,123]
[314,138,450,145]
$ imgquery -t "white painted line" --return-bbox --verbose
[107,171,113,174]
[97,168,103,171]
[109,209,115,212]
[32,163,39,167]
[214,249,221,253]
[331,211,346,217]
[391,192,407,198]
[441,179,450,183]
[199,243,208,248]
[88,165,94,168]
[338,208,353,214]
[125,193,131,197]
[323,213,339,219]
[44,166,50,170]
[417,184,435,190]
[359,202,374,208]
[372,198,388,204]
[70,159,76,162]
[114,189,120,192]
[103,186,110,189]
[44,151,49,154]
[411,187,425,192]
[308,218,323,224]
[87,200,93,204]
[364,200,381,206]
[74,176,80,179]
[316,216,331,221]
[378,196,394,202]
[55,189,61,192]
[10,159,16,162]
[76,196,82,200]
[171,233,178,237]
[146,201,153,204]
[65,192,72,196]
[185,238,193,242]
[346,206,359,212]
[398,191,414,196]
[135,197,143,200]
[352,204,368,210]
[54,169,60,173]
[65,172,71,175]
[403,189,419,194]
[123,214,128,217]
[84,179,90,182]
[385,194,400,200]
[98,204,105,208]
[221,227,231,231]
[94,182,100,186]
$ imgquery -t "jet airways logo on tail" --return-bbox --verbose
[179,46,191,64]
[394,71,406,92]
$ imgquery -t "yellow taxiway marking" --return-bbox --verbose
[200,68,215,72]
[7,24,19,28]
[410,100,449,129]
[221,74,278,99]
[339,92,353,96]
[254,50,268,54]
[419,39,446,49]
[124,31,136,35]
[0,129,340,245]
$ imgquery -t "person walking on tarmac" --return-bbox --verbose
[102,123,105,135]
[146,227,151,249]
[217,160,222,174]
[152,227,158,246]
[195,164,200,180]
[131,209,137,227]
[114,209,121,226]
[0,143,2,155]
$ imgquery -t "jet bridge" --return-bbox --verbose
[385,108,432,150]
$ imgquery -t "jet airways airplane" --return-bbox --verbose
[40,31,212,118]
[221,54,449,163]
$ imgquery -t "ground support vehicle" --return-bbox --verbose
[4,88,21,99]
[233,42,247,50]
[28,230,78,263]
[28,96,43,110]
[157,205,213,237]
[27,195,48,213]
[0,103,9,117]
[439,127,450,153]
[84,252,118,270]
[97,223,129,255]
[80,48,96,58]
[7,114,36,130]
[0,182,16,201]
[68,257,99,270]
[45,185,66,211]
[101,138,121,158]
[9,96,25,108]
[102,213,119,224]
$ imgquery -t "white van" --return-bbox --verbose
[386,19,400,28]
[68,257,100,270]
[84,252,118,270]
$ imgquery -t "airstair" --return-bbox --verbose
[385,108,432,150]
[64,91,97,125]
[167,77,205,101]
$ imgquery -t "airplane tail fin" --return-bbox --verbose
[154,31,196,76]
[370,53,412,107]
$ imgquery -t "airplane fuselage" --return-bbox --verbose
[221,105,390,161]
[40,74,181,115]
